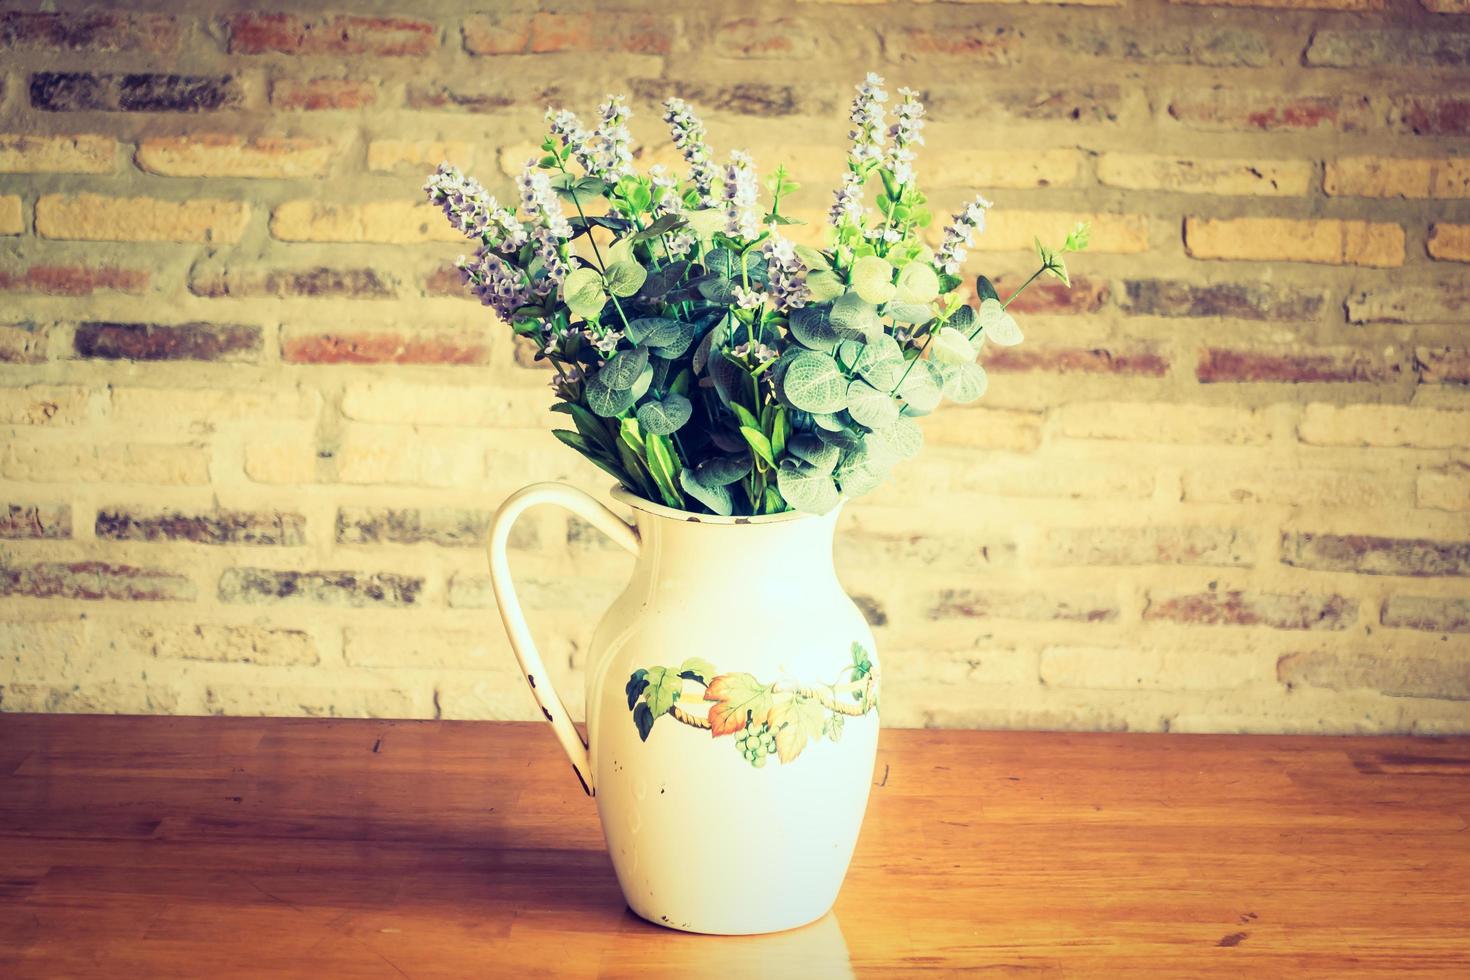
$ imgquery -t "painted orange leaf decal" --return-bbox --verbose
[704,672,775,737]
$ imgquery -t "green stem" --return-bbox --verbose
[967,265,1046,343]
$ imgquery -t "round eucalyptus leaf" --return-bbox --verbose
[810,412,846,432]
[898,359,944,413]
[776,460,840,515]
[830,291,881,339]
[836,339,865,373]
[635,393,693,435]
[886,301,934,325]
[630,362,654,402]
[948,304,976,335]
[836,455,887,497]
[805,270,846,302]
[787,433,840,474]
[851,255,896,305]
[598,345,650,390]
[563,267,606,319]
[703,248,740,280]
[709,428,746,453]
[605,259,648,298]
[694,452,753,486]
[679,468,733,516]
[626,317,680,346]
[789,306,841,353]
[846,379,900,430]
[709,351,746,408]
[895,262,940,305]
[868,415,923,461]
[781,350,847,414]
[979,298,1023,347]
[856,334,905,390]
[944,362,989,404]
[932,326,976,365]
[584,373,636,418]
[649,321,695,359]
[816,425,864,453]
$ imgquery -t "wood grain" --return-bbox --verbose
[0,716,1467,977]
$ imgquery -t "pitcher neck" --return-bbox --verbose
[629,505,841,590]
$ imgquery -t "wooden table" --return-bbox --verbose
[1,716,1467,977]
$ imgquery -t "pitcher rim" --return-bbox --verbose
[609,485,837,526]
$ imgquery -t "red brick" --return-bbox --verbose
[885,25,1020,64]
[189,266,398,300]
[460,12,531,54]
[1281,533,1470,577]
[0,11,180,53]
[1415,347,1470,384]
[424,264,470,298]
[1,502,70,540]
[1168,91,1371,132]
[715,17,823,59]
[281,329,490,366]
[631,79,803,117]
[1123,280,1325,321]
[1145,587,1357,630]
[228,13,435,57]
[929,588,1120,623]
[270,78,378,111]
[528,12,671,55]
[1197,347,1403,384]
[0,264,148,296]
[1381,595,1470,634]
[218,568,423,607]
[1389,96,1470,136]
[96,508,306,547]
[993,276,1109,315]
[1043,526,1253,567]
[983,345,1169,377]
[0,561,196,602]
[30,73,241,113]
[74,322,261,362]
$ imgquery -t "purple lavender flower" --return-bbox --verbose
[457,246,533,321]
[516,160,573,240]
[847,72,888,170]
[732,284,765,311]
[723,150,759,240]
[761,233,810,312]
[662,97,720,207]
[423,162,527,248]
[547,108,600,177]
[885,87,925,186]
[828,171,865,229]
[594,95,635,183]
[649,164,695,259]
[935,194,994,275]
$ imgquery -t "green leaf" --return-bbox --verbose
[886,301,933,325]
[868,415,923,461]
[769,694,827,764]
[830,291,881,339]
[635,394,691,436]
[731,403,760,431]
[679,467,734,515]
[781,350,847,414]
[975,276,1000,304]
[563,267,606,319]
[625,317,680,346]
[943,361,989,403]
[978,298,1023,347]
[787,433,839,473]
[805,269,846,302]
[642,665,683,719]
[810,412,846,433]
[855,334,905,389]
[644,432,684,508]
[777,460,840,514]
[604,258,648,298]
[705,673,776,737]
[948,303,976,335]
[851,255,896,305]
[585,373,636,417]
[794,245,830,270]
[894,262,939,305]
[631,213,686,241]
[679,657,716,685]
[740,426,775,466]
[692,453,752,486]
[598,345,650,390]
[898,359,944,413]
[932,326,977,365]
[788,306,841,353]
[709,351,746,408]
[846,379,900,430]
[836,452,888,497]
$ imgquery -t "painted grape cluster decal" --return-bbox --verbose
[625,642,878,767]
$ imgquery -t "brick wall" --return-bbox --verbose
[0,0,1466,734]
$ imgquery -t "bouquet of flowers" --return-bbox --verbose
[426,73,1087,516]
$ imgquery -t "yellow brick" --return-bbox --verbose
[110,387,321,425]
[920,408,1044,452]
[4,443,211,484]
[1040,646,1272,691]
[1299,404,1470,449]
[1056,402,1273,445]
[1417,472,1470,511]
[1428,224,1470,264]
[343,626,514,669]
[963,210,1148,254]
[136,135,335,179]
[105,624,320,666]
[335,426,485,488]
[1183,467,1404,508]
[0,385,89,425]
[1172,0,1383,7]
[1097,154,1312,197]
[35,193,249,243]
[0,134,116,174]
[926,149,1089,189]
[340,380,550,428]
[0,195,21,234]
[270,200,462,243]
[243,436,317,484]
[1185,217,1403,267]
[369,139,477,172]
[203,684,414,718]
[1324,156,1470,199]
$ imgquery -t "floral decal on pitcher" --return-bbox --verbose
[625,642,878,766]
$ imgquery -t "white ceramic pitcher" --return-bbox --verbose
[487,482,881,935]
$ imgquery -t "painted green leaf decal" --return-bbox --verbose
[769,694,826,764]
[633,703,655,741]
[642,665,683,719]
[626,668,649,710]
[679,657,716,685]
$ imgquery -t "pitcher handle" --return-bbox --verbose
[486,482,640,797]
